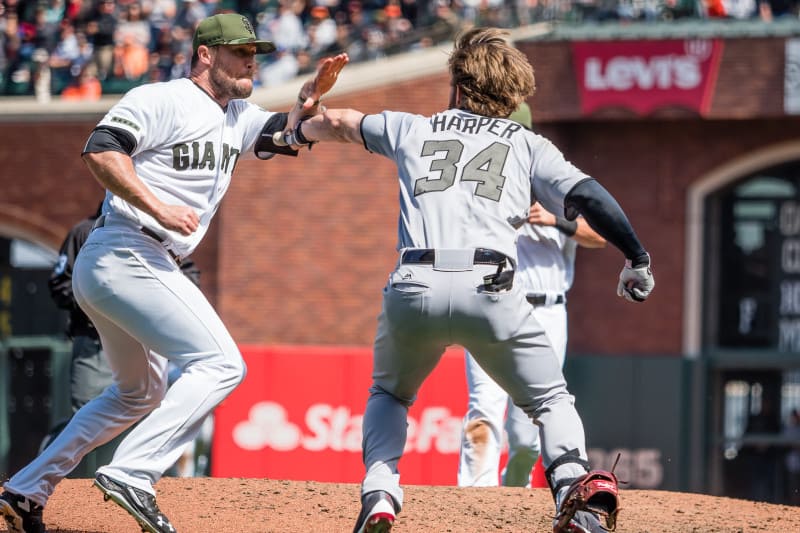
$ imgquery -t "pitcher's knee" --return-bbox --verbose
[115,385,165,414]
[150,378,169,405]
[230,357,246,386]
[464,419,492,449]
[210,353,246,390]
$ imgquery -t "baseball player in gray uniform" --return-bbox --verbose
[458,200,606,488]
[0,13,347,533]
[278,27,654,533]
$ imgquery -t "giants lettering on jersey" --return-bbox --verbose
[172,141,241,172]
[431,114,523,138]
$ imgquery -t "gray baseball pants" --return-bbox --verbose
[359,252,588,510]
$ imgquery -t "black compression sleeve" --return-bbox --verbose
[83,126,136,155]
[564,179,648,265]
[254,112,299,158]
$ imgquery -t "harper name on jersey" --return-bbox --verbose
[431,113,524,139]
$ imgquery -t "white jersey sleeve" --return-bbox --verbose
[360,109,591,261]
[96,82,173,155]
[232,99,275,160]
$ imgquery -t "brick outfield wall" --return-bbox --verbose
[1,37,799,354]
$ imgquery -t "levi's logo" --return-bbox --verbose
[572,39,722,116]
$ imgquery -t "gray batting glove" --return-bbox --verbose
[617,253,654,303]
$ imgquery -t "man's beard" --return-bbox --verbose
[210,64,253,100]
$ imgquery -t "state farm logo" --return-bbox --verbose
[233,401,462,453]
[583,40,713,92]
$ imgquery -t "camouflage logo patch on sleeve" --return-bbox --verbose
[110,116,141,131]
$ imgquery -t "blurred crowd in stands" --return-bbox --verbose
[0,0,798,100]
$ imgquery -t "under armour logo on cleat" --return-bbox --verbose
[156,516,175,531]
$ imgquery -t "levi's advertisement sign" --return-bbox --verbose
[572,39,723,116]
[212,345,474,485]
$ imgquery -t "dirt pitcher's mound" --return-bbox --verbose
[16,477,800,533]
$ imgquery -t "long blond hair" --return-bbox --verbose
[448,27,535,118]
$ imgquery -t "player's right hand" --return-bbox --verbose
[617,253,654,302]
[156,205,200,236]
[300,53,350,109]
[287,53,349,131]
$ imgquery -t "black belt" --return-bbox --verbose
[94,215,182,265]
[402,248,512,266]
[527,294,565,306]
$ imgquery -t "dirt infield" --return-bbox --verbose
[8,477,800,533]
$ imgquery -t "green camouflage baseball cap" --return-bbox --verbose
[193,14,276,54]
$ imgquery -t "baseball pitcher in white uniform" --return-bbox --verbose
[0,13,348,533]
[458,199,606,488]
[280,26,655,533]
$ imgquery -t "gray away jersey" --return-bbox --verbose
[92,78,275,258]
[360,108,591,261]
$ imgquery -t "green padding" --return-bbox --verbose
[563,354,686,490]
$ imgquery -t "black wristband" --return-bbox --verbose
[554,217,578,236]
[294,119,313,146]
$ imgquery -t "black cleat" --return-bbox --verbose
[353,490,397,533]
[0,490,45,533]
[94,473,177,533]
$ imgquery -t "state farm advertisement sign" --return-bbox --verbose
[212,345,470,485]
[572,39,723,116]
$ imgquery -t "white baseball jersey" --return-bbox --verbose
[360,108,590,259]
[516,224,578,295]
[93,78,274,258]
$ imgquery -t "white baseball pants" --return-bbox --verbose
[5,217,245,504]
